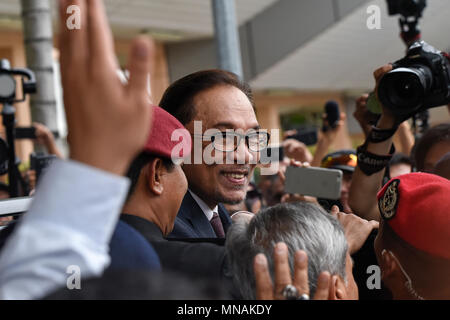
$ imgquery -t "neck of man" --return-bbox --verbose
[122,189,170,236]
[189,187,218,210]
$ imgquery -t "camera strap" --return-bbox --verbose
[356,142,395,176]
[367,125,398,143]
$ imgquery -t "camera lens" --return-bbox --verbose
[0,74,16,100]
[378,66,433,117]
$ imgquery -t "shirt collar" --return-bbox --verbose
[188,189,218,221]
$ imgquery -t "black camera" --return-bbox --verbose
[0,59,36,197]
[387,0,426,18]
[377,41,450,119]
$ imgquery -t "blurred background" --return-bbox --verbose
[0,0,449,163]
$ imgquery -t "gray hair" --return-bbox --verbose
[225,202,348,299]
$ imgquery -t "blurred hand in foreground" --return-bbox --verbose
[58,0,154,175]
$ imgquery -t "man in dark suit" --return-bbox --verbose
[160,70,268,239]
[172,191,231,239]
[111,107,234,292]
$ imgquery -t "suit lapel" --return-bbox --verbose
[218,204,232,234]
[179,192,216,238]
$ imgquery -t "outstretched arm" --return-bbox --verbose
[349,65,398,221]
[0,0,153,299]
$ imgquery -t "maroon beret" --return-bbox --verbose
[377,172,450,259]
[144,106,191,160]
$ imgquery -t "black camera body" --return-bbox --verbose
[378,41,450,119]
[386,0,426,17]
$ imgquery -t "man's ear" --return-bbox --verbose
[328,275,347,300]
[146,158,164,195]
[380,249,398,280]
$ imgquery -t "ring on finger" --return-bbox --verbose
[281,284,299,300]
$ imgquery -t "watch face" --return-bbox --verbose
[0,74,16,99]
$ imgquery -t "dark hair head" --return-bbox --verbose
[125,152,175,200]
[389,153,414,167]
[433,152,450,180]
[412,123,450,171]
[383,153,414,186]
[159,69,254,125]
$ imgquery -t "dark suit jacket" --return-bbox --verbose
[120,214,230,281]
[108,220,162,271]
[167,191,232,239]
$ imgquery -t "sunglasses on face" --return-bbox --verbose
[321,154,357,169]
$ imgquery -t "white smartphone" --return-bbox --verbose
[284,166,342,200]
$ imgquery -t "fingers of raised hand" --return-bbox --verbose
[293,250,310,297]
[313,272,331,300]
[330,205,340,217]
[373,64,393,83]
[59,0,88,69]
[370,220,380,229]
[254,253,274,300]
[274,242,292,299]
[126,37,154,104]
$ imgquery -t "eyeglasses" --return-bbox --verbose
[321,154,357,169]
[194,130,270,152]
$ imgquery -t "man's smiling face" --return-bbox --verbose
[182,85,259,208]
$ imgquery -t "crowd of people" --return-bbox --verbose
[0,0,449,301]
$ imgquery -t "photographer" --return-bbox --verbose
[354,94,415,156]
[348,61,450,221]
[349,64,401,221]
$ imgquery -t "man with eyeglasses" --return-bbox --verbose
[159,70,268,239]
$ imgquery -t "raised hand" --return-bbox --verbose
[321,112,346,144]
[353,94,377,137]
[33,122,63,158]
[373,64,396,129]
[254,242,331,300]
[330,205,379,254]
[58,0,154,175]
[282,139,313,163]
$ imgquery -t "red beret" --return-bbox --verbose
[377,172,450,259]
[144,106,191,160]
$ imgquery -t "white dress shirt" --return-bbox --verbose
[0,159,130,300]
[188,190,218,221]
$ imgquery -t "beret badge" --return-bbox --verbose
[379,179,400,220]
